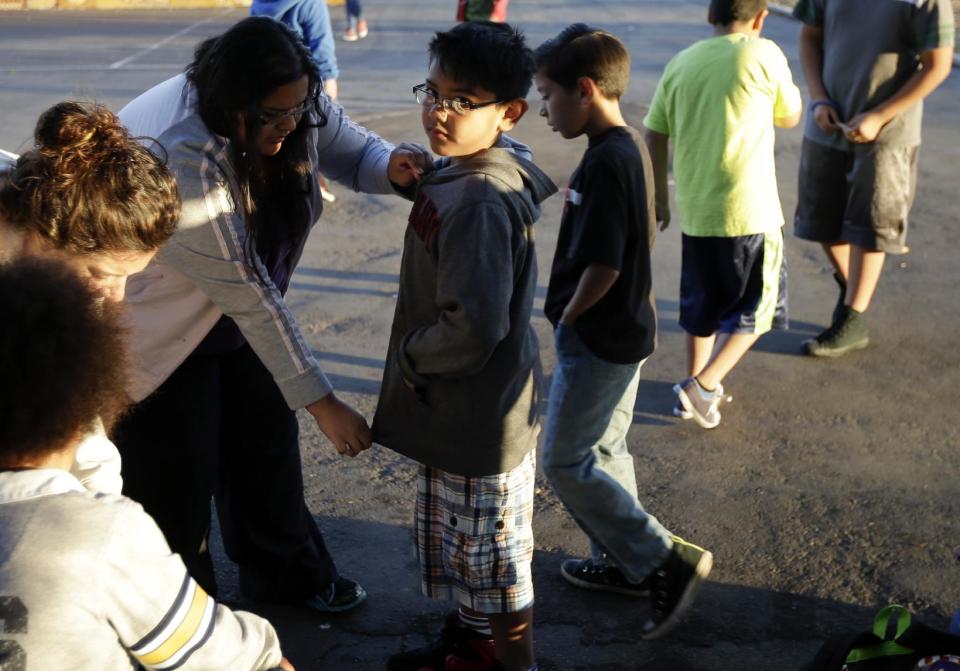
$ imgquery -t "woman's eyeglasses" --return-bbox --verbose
[412,84,503,116]
[256,89,326,127]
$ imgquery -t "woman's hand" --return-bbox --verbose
[306,393,372,457]
[388,142,433,187]
[279,657,296,671]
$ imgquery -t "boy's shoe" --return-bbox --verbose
[560,558,651,597]
[673,387,731,420]
[641,537,713,640]
[674,378,722,429]
[387,613,495,671]
[304,576,367,613]
[803,305,869,358]
[357,19,369,39]
[343,26,359,42]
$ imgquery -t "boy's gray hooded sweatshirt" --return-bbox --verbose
[372,136,557,477]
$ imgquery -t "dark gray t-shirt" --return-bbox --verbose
[794,0,955,149]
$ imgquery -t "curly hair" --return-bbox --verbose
[0,101,180,255]
[0,259,130,466]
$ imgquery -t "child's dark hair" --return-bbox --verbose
[0,259,129,466]
[0,101,179,255]
[534,24,630,98]
[187,17,323,268]
[428,21,535,101]
[710,0,767,25]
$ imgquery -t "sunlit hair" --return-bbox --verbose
[187,17,324,266]
[0,259,129,466]
[710,0,767,25]
[534,24,630,99]
[0,101,180,255]
[428,21,535,102]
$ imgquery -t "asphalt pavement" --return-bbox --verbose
[1,2,959,670]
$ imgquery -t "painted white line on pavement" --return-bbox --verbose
[1,64,183,73]
[108,10,230,70]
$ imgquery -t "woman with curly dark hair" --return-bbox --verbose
[0,100,180,495]
[113,16,430,612]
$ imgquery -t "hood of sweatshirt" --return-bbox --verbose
[423,133,557,224]
[249,0,301,18]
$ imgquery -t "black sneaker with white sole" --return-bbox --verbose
[641,537,713,640]
[560,558,652,597]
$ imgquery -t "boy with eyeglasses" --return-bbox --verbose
[372,20,556,671]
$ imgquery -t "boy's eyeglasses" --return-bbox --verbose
[413,84,503,116]
[256,89,325,127]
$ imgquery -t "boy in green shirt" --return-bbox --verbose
[644,0,801,429]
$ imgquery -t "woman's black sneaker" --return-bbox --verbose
[304,576,367,613]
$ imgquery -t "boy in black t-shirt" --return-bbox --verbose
[534,24,712,640]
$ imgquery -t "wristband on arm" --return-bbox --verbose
[809,99,839,114]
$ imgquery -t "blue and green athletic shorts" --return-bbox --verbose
[679,230,788,337]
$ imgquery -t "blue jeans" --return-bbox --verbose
[346,0,363,21]
[542,323,672,581]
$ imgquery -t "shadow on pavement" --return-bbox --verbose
[210,515,887,671]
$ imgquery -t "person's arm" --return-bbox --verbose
[159,143,370,456]
[775,109,802,129]
[559,264,620,325]
[105,502,288,671]
[844,46,954,143]
[300,0,340,100]
[398,203,516,386]
[643,129,671,231]
[313,98,431,194]
[773,46,804,129]
[798,24,841,134]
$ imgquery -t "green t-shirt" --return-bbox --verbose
[643,34,802,237]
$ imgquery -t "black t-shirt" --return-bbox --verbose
[544,126,657,364]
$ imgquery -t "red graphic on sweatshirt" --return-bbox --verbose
[409,192,441,253]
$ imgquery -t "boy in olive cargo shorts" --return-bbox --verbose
[794,0,955,357]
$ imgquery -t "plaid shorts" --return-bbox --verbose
[414,450,536,614]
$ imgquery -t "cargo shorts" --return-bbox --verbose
[794,138,918,254]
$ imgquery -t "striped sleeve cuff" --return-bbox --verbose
[130,575,216,670]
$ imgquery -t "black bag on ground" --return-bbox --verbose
[803,605,960,671]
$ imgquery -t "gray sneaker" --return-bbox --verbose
[672,399,693,420]
[641,537,713,640]
[674,378,722,429]
[674,386,732,420]
[804,305,869,358]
